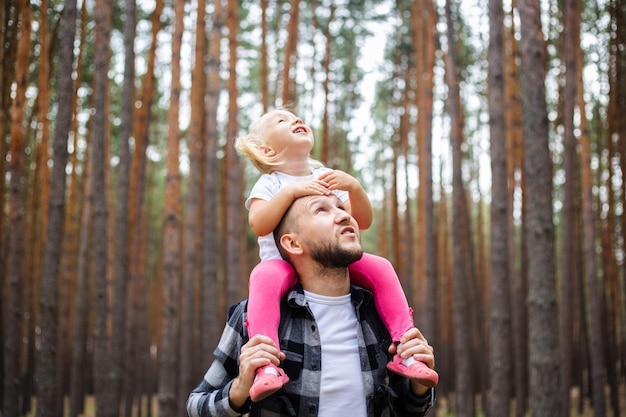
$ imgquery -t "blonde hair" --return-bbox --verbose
[235,109,323,174]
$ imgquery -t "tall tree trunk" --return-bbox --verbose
[224,0,243,307]
[158,0,185,414]
[125,1,163,413]
[110,0,136,413]
[517,1,562,416]
[487,0,512,415]
[36,0,76,415]
[559,0,579,413]
[444,2,474,415]
[202,0,224,360]
[3,2,30,417]
[91,0,113,415]
[577,20,607,417]
[412,0,437,340]
[319,4,335,166]
[260,0,269,111]
[181,0,206,408]
[281,0,300,106]
[67,6,88,417]
[503,8,529,415]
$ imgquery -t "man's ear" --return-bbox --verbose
[279,234,302,256]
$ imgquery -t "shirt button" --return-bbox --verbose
[311,324,316,332]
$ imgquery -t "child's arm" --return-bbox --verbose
[318,170,373,230]
[248,180,332,237]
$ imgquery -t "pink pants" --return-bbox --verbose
[246,253,414,347]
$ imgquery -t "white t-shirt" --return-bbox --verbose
[304,291,367,417]
[246,168,349,261]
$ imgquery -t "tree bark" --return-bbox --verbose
[577,15,607,416]
[444,2,474,415]
[158,0,185,414]
[517,1,562,416]
[487,0,512,415]
[559,0,579,412]
[181,0,206,408]
[224,0,243,307]
[3,2,31,417]
[36,0,76,415]
[91,0,113,415]
[281,0,300,106]
[202,0,224,359]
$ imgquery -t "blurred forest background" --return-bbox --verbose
[1,0,625,416]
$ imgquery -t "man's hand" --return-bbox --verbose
[229,335,285,409]
[388,327,435,396]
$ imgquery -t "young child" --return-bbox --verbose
[235,108,438,402]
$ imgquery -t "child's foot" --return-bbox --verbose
[249,364,290,402]
[387,353,439,387]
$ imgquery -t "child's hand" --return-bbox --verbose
[286,180,332,199]
[317,170,361,193]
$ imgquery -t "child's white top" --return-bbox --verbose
[245,167,349,261]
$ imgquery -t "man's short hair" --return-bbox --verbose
[273,201,300,263]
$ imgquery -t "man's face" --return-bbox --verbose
[296,195,364,268]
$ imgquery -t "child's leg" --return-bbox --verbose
[349,253,438,387]
[247,259,299,348]
[348,253,414,343]
[247,259,296,401]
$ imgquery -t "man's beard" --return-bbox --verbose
[309,241,363,268]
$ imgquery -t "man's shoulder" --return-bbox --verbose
[225,299,250,334]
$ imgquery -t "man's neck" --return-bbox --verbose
[298,265,351,296]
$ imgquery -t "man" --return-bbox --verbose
[187,194,436,417]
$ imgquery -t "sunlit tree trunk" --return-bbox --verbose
[181,0,206,408]
[502,7,528,414]
[517,1,562,416]
[487,0,512,415]
[125,1,163,412]
[36,0,76,415]
[158,0,185,414]
[412,0,437,340]
[3,2,31,416]
[319,4,335,166]
[281,0,300,106]
[224,0,243,307]
[25,0,51,412]
[202,0,224,357]
[436,179,453,395]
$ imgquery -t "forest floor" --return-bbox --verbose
[435,384,625,416]
[24,384,625,416]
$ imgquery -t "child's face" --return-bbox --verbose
[263,110,314,159]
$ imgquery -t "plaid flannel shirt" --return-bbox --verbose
[187,284,434,417]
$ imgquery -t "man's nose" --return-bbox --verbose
[335,208,352,223]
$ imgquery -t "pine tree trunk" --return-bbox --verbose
[487,0,513,415]
[3,3,31,416]
[36,0,76,415]
[158,0,185,414]
[518,1,562,416]
[559,0,579,412]
[444,2,474,415]
[180,0,206,408]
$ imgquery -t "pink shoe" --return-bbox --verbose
[249,364,290,402]
[386,354,439,387]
